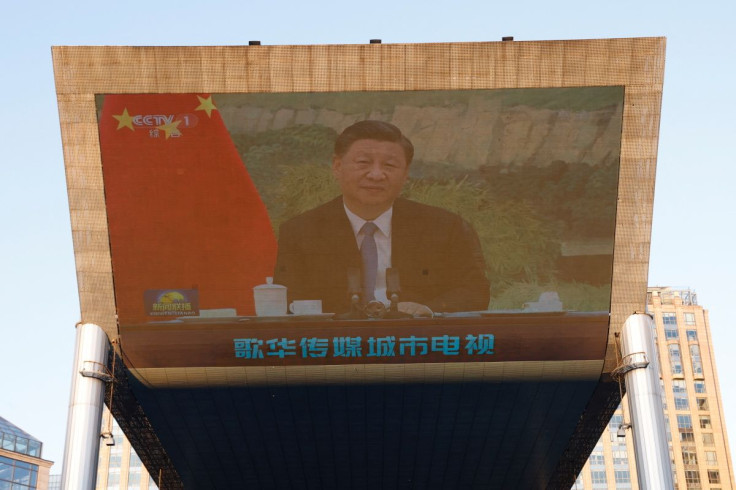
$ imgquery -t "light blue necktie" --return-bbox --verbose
[360,222,378,302]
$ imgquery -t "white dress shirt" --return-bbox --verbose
[343,203,392,305]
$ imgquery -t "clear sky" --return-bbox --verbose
[1,0,734,474]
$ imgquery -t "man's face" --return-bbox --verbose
[332,139,409,219]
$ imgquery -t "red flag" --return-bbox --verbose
[98,94,277,322]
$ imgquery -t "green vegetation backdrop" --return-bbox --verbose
[219,88,623,311]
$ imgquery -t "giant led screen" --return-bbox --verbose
[97,87,623,366]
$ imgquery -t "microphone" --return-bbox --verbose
[386,267,401,305]
[385,268,411,319]
[335,267,364,319]
[347,267,362,305]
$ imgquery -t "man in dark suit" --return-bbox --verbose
[274,121,489,316]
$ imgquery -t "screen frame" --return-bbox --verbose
[53,38,666,376]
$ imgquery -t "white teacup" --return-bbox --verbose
[289,300,322,315]
[253,277,287,316]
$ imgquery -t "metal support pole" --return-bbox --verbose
[61,323,111,490]
[619,313,674,489]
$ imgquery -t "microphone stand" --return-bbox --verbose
[335,267,365,320]
[384,268,411,319]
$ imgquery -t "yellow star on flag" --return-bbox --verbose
[112,108,135,131]
[156,119,182,139]
[195,95,217,117]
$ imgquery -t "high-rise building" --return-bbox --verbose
[0,416,53,490]
[574,287,734,489]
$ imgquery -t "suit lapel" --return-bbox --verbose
[320,197,361,268]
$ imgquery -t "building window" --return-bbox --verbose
[685,470,700,487]
[669,344,683,375]
[684,312,696,325]
[694,381,706,393]
[612,449,628,466]
[0,425,42,458]
[690,344,703,376]
[663,312,677,324]
[14,438,28,455]
[675,397,689,412]
[591,470,607,484]
[708,470,721,484]
[673,380,689,410]
[700,416,711,429]
[128,470,142,489]
[686,329,698,341]
[614,470,630,484]
[590,453,605,466]
[1,434,14,451]
[0,427,42,458]
[109,452,122,467]
[27,441,41,458]
[682,449,698,465]
[663,312,679,339]
[128,448,142,489]
[682,433,696,444]
[680,431,695,442]
[702,432,715,446]
[697,397,709,411]
[705,451,717,465]
[0,456,39,490]
[677,414,694,442]
[107,469,121,490]
[129,450,142,468]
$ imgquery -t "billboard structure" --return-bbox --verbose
[54,38,665,488]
